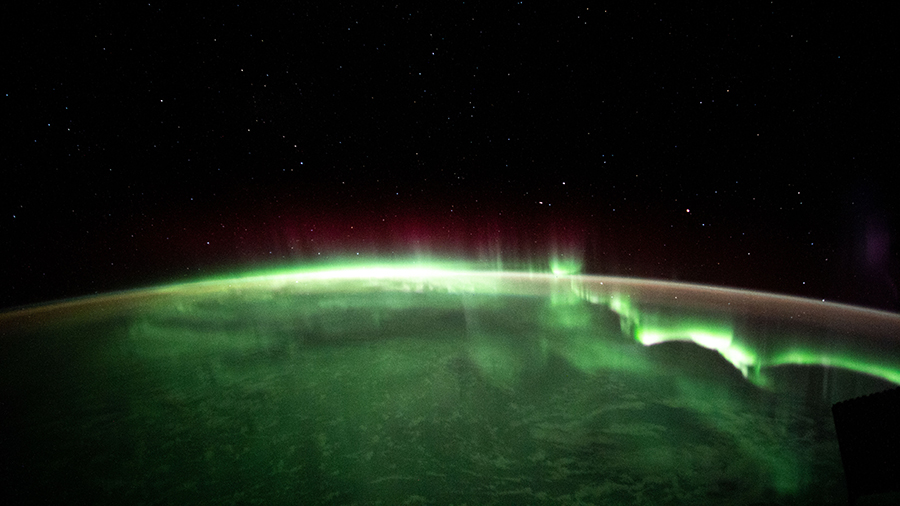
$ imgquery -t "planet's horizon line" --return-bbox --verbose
[2,262,898,322]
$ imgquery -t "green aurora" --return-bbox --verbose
[100,261,900,389]
[2,261,898,504]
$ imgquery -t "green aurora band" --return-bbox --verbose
[5,260,899,391]
[92,260,900,389]
[4,260,899,502]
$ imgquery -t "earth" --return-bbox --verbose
[2,265,898,505]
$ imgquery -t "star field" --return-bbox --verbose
[2,3,897,311]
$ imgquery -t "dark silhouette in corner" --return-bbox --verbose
[832,386,900,505]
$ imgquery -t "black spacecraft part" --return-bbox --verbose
[832,386,900,505]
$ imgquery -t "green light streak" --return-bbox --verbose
[768,349,900,385]
[549,255,582,276]
[635,322,760,379]
[575,280,900,388]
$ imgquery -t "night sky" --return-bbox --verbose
[3,3,898,312]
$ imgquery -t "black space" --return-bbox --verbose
[3,3,898,311]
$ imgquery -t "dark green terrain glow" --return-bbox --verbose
[1,263,898,504]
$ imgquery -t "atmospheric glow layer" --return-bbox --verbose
[4,261,900,389]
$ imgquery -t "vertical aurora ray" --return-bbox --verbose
[549,255,583,276]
